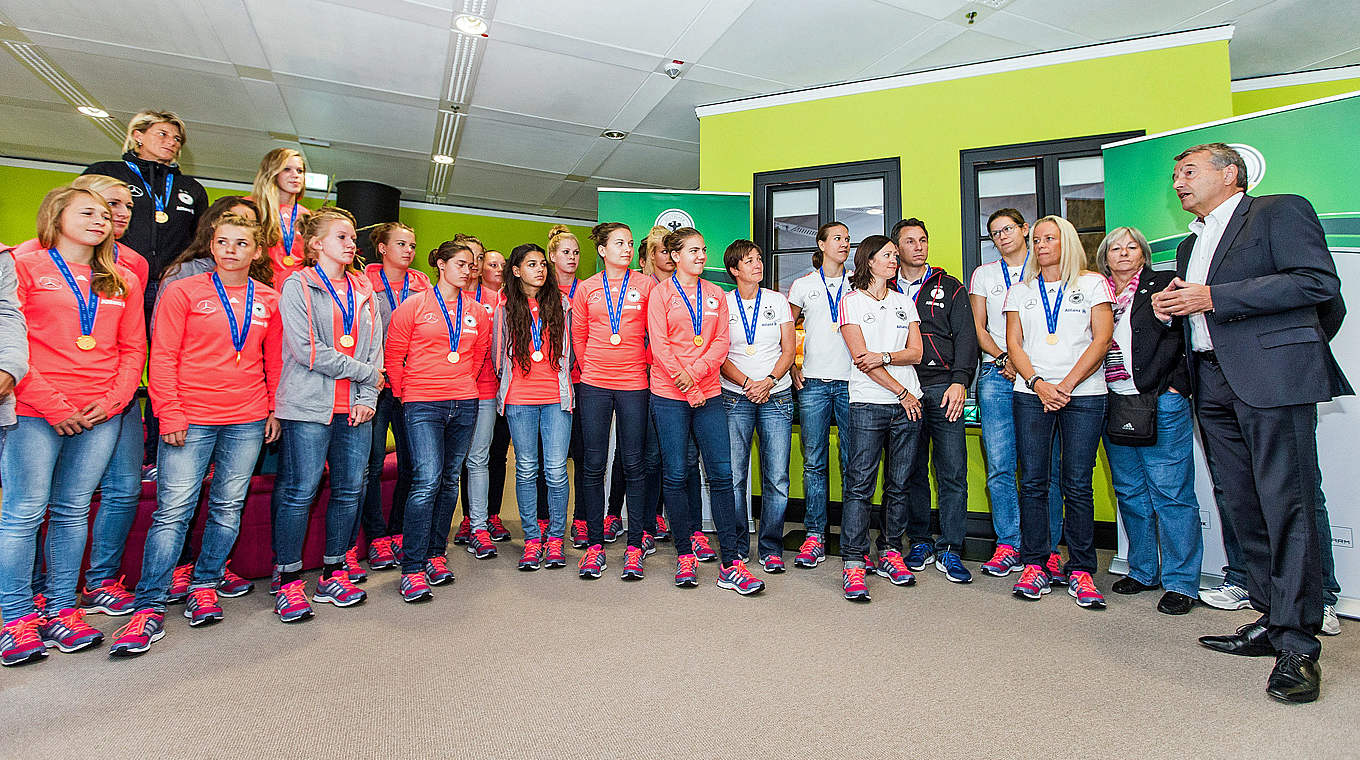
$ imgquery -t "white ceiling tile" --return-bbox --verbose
[595,141,698,188]
[244,0,449,97]
[473,40,643,126]
[855,20,965,78]
[2,0,231,60]
[0,51,72,105]
[971,9,1092,50]
[279,85,436,152]
[447,163,558,205]
[1005,0,1219,40]
[633,79,752,143]
[491,0,703,53]
[874,0,970,21]
[0,105,117,165]
[702,0,935,86]
[900,29,1035,71]
[1222,0,1360,78]
[457,117,596,174]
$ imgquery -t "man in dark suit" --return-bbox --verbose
[1152,142,1350,704]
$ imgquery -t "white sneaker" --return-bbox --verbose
[1198,581,1252,610]
[1322,604,1341,636]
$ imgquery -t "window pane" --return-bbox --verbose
[979,237,1000,266]
[1060,156,1105,231]
[772,187,819,250]
[772,251,816,293]
[833,178,885,244]
[977,166,1037,237]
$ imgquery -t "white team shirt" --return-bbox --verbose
[1003,271,1113,397]
[722,288,793,395]
[787,268,852,381]
[839,288,922,404]
[968,257,1027,361]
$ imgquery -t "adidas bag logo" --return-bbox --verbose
[1121,423,1135,431]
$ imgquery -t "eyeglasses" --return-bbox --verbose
[989,224,1019,239]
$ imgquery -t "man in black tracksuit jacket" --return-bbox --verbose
[879,218,979,581]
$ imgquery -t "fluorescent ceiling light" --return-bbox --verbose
[304,172,328,191]
[432,154,455,165]
[454,14,487,36]
[76,105,108,118]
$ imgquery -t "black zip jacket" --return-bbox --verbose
[907,269,978,388]
[83,151,208,284]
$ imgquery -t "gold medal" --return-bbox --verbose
[339,334,356,348]
[75,334,97,351]
[609,333,622,345]
[154,210,169,224]
[448,351,460,364]
[1045,334,1059,345]
[283,255,296,267]
[744,345,756,356]
[532,350,544,362]
[693,335,704,347]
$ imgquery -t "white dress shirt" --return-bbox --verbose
[1184,192,1244,351]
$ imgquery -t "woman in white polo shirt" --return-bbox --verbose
[1004,215,1113,610]
[720,240,796,574]
[836,234,923,603]
[786,221,853,569]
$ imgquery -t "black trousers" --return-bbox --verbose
[1195,357,1323,658]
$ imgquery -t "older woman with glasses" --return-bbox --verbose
[1096,227,1203,615]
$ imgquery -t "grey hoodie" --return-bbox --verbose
[0,250,28,427]
[275,267,384,423]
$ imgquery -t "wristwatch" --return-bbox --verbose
[881,351,892,366]
[1025,374,1043,392]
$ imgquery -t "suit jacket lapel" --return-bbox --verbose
[1130,267,1156,318]
[1206,194,1252,284]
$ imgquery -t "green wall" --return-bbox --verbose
[0,162,595,282]
[1232,77,1360,115]
[698,40,1236,522]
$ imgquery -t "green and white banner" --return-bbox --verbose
[596,188,750,287]
[1103,92,1360,616]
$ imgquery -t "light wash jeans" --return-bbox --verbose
[796,378,849,538]
[976,363,1065,552]
[724,389,793,560]
[504,403,572,542]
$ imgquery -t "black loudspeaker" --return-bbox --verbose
[336,180,401,265]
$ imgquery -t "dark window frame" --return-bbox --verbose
[753,157,902,290]
[959,131,1142,285]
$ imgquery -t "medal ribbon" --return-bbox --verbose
[602,269,629,339]
[435,289,463,355]
[316,266,355,339]
[380,268,410,312]
[671,274,703,342]
[737,287,762,350]
[124,161,173,218]
[1037,273,1065,341]
[1001,251,1030,290]
[280,202,299,256]
[212,272,254,359]
[48,248,98,338]
[818,267,844,320]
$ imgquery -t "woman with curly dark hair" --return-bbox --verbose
[160,196,267,288]
[493,243,574,571]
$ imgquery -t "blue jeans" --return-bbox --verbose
[976,363,1064,551]
[85,401,146,587]
[724,389,793,559]
[905,382,969,551]
[1014,393,1106,573]
[463,398,500,533]
[504,403,572,542]
[402,399,478,573]
[272,415,372,572]
[579,384,650,548]
[354,388,412,544]
[652,394,746,563]
[841,402,921,562]
[797,378,850,538]
[1217,459,1341,606]
[644,407,699,529]
[133,421,265,611]
[1104,391,1204,597]
[0,415,121,618]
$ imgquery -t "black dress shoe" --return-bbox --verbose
[1158,591,1196,615]
[1198,622,1275,657]
[1112,576,1160,595]
[1267,652,1321,703]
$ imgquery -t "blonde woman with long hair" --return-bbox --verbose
[1003,215,1113,609]
[252,148,310,285]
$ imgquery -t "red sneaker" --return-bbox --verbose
[578,544,606,579]
[1,613,48,666]
[82,577,135,615]
[691,532,717,562]
[453,517,472,545]
[654,515,671,541]
[217,563,256,597]
[367,536,398,570]
[519,539,543,571]
[543,537,567,568]
[487,515,512,542]
[39,607,104,653]
[571,519,588,549]
[166,563,194,604]
[603,515,623,543]
[621,546,645,580]
[344,547,368,583]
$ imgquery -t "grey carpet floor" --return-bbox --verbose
[2,534,1356,760]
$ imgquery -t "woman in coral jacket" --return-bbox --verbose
[357,222,430,571]
[108,212,282,656]
[0,186,146,667]
[646,227,762,597]
[383,241,490,602]
[253,148,310,286]
[270,207,383,624]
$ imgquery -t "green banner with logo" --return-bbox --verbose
[596,189,750,287]
[1102,91,1360,613]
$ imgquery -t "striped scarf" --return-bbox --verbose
[1104,273,1139,383]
